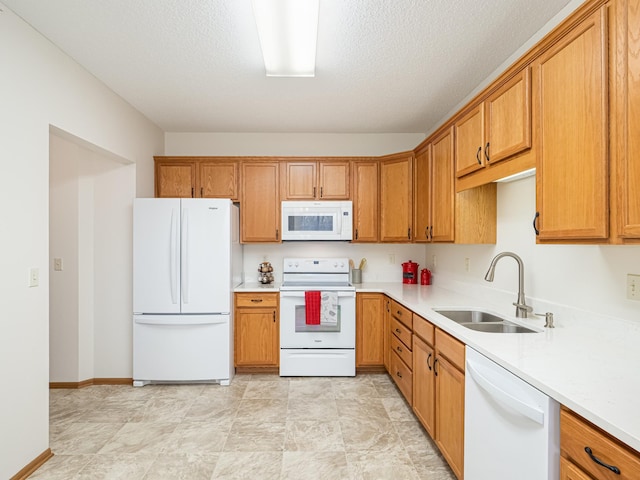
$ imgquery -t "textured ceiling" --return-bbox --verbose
[3,0,573,133]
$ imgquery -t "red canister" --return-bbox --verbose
[401,260,419,284]
[420,268,432,285]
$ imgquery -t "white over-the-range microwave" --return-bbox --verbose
[281,201,353,241]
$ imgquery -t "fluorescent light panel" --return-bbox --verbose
[252,0,319,77]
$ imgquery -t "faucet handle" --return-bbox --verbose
[512,302,533,312]
[534,312,555,328]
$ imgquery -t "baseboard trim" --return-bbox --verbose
[10,448,53,480]
[49,378,132,389]
[356,365,387,374]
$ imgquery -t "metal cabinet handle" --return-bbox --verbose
[355,229,359,240]
[407,228,411,240]
[533,212,540,236]
[434,358,439,376]
[484,142,490,162]
[584,447,621,475]
[191,187,195,198]
[313,186,316,198]
[200,187,204,197]
[320,186,323,198]
[476,146,482,165]
[273,311,276,322]
[395,328,402,334]
[276,229,279,240]
[396,346,403,353]
[396,310,402,316]
[250,298,263,303]
[427,353,432,371]
[425,226,429,240]
[396,371,403,379]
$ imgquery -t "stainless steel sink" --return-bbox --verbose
[434,309,539,334]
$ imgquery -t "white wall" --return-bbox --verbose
[0,4,163,477]
[164,132,425,157]
[49,134,135,383]
[427,176,640,323]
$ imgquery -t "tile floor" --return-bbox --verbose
[31,374,455,479]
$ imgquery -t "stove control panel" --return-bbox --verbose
[283,257,349,274]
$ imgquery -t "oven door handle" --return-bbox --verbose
[279,291,356,298]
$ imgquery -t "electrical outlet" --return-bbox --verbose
[627,274,640,301]
[464,257,470,272]
[388,254,395,264]
[432,255,437,269]
[29,268,39,287]
[54,257,63,271]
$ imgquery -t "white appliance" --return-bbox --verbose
[133,198,242,386]
[279,257,356,376]
[465,346,560,479]
[281,201,353,241]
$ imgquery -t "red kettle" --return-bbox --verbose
[401,260,419,284]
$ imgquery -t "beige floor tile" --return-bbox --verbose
[281,451,352,480]
[211,452,282,479]
[51,423,123,455]
[142,453,218,480]
[393,420,436,453]
[198,382,248,400]
[332,381,379,399]
[27,454,92,479]
[136,397,194,422]
[165,421,229,454]
[75,399,147,423]
[347,450,420,480]
[75,453,157,480]
[336,397,389,421]
[284,420,345,452]
[242,380,290,399]
[340,417,405,453]
[235,398,288,422]
[223,420,285,452]
[183,396,239,426]
[381,396,415,422]
[98,422,178,455]
[286,397,339,421]
[288,378,335,399]
[409,450,457,479]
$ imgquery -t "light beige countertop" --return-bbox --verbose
[235,281,640,451]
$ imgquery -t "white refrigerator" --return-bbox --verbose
[133,198,242,386]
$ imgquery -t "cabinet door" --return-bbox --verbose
[413,335,435,438]
[281,162,316,200]
[235,308,278,366]
[534,7,608,240]
[380,154,413,242]
[318,161,350,199]
[352,161,379,242]
[241,162,280,243]
[155,161,196,198]
[435,355,465,480]
[431,127,455,242]
[613,0,640,239]
[485,67,532,165]
[356,293,384,367]
[560,458,593,480]
[455,105,484,177]
[199,161,238,200]
[413,147,431,242]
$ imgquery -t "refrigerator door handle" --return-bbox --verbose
[170,208,179,304]
[181,207,189,304]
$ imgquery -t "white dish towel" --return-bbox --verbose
[320,291,338,325]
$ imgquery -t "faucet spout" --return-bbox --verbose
[484,251,532,318]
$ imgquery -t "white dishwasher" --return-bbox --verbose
[464,346,560,480]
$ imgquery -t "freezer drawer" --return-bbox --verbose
[133,314,232,384]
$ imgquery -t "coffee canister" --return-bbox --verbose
[401,260,419,284]
[420,268,432,285]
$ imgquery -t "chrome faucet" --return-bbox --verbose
[484,252,533,318]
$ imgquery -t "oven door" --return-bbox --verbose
[279,290,355,348]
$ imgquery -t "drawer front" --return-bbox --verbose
[390,350,413,405]
[390,300,413,329]
[391,334,412,369]
[561,409,640,480]
[391,317,412,349]
[413,313,434,346]
[435,328,465,372]
[235,293,278,308]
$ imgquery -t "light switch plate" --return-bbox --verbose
[54,257,63,271]
[29,268,39,287]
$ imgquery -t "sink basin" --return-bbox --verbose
[434,309,506,324]
[434,309,539,334]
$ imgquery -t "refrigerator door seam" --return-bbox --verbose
[170,207,179,304]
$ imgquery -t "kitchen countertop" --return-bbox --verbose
[235,281,640,452]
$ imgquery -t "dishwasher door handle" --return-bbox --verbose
[467,360,545,425]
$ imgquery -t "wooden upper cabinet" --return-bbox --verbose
[413,146,432,243]
[352,160,379,242]
[612,0,640,241]
[455,105,485,177]
[431,128,456,243]
[455,67,532,178]
[155,159,196,198]
[199,161,238,200]
[240,162,281,243]
[534,6,608,241]
[380,152,413,242]
[280,160,350,200]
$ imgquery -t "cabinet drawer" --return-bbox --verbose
[391,334,412,369]
[235,293,278,308]
[391,317,412,350]
[561,409,640,480]
[435,329,465,372]
[413,313,434,346]
[390,300,413,329]
[390,350,413,405]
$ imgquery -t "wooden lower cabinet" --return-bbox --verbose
[560,407,640,480]
[355,293,385,369]
[383,296,391,372]
[412,334,435,438]
[234,293,279,369]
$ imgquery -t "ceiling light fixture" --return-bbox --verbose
[251,0,319,77]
